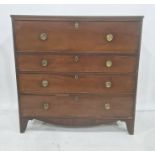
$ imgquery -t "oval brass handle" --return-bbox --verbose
[106,33,114,42]
[106,60,112,68]
[105,81,112,88]
[43,103,49,110]
[41,80,49,87]
[41,59,48,67]
[75,74,79,80]
[105,103,111,110]
[74,22,79,29]
[39,33,48,41]
[74,56,79,63]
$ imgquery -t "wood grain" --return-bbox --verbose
[17,54,137,73]
[14,21,141,52]
[11,16,143,134]
[20,94,134,119]
[19,74,135,94]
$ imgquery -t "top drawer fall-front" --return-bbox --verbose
[13,20,141,53]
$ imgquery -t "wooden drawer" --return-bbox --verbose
[17,54,137,73]
[19,74,135,94]
[20,95,134,119]
[14,21,140,53]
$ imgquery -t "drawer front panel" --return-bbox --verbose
[14,21,140,52]
[19,74,135,94]
[17,54,137,73]
[20,95,134,119]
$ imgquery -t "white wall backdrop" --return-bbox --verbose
[0,4,155,111]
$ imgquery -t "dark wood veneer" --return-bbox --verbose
[17,54,137,73]
[14,21,140,52]
[11,15,143,134]
[19,74,135,94]
[20,95,134,118]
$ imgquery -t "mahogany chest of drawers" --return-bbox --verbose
[11,16,143,134]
